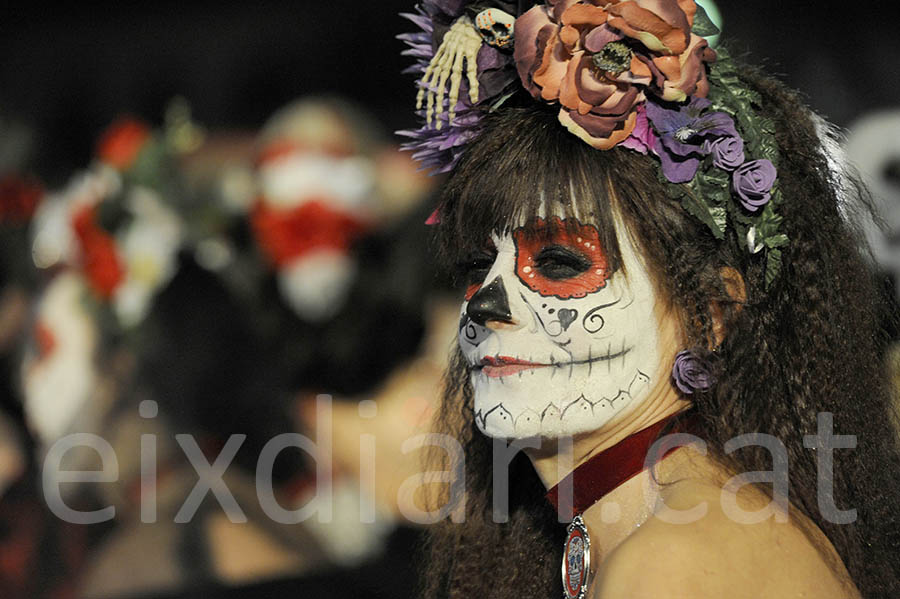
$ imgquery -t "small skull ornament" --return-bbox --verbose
[474,8,515,49]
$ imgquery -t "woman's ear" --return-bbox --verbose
[710,266,747,346]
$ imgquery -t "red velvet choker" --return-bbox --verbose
[547,413,694,520]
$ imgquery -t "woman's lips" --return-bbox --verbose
[479,355,549,378]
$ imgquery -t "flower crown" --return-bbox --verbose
[399,0,787,287]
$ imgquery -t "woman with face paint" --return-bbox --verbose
[399,2,900,598]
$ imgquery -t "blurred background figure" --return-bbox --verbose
[845,110,900,393]
[252,98,382,322]
[0,172,40,495]
[2,94,448,598]
[846,110,900,291]
[0,116,98,599]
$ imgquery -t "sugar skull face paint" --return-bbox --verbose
[459,216,663,439]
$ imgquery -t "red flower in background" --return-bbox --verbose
[72,205,125,299]
[96,118,151,170]
[250,199,369,268]
[0,175,43,224]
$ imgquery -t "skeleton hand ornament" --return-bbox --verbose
[415,16,482,130]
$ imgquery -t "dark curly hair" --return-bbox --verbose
[420,66,900,597]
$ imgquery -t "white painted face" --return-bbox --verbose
[458,216,663,438]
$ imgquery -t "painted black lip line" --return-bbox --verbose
[469,346,632,372]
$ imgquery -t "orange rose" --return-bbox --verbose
[514,0,715,149]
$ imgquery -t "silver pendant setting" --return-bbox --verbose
[562,514,591,599]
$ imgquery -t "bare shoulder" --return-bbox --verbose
[591,480,858,599]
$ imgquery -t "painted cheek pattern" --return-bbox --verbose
[513,217,611,299]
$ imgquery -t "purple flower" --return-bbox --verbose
[398,2,518,174]
[621,105,657,155]
[703,135,745,171]
[671,350,714,395]
[645,97,739,183]
[733,159,777,212]
[396,107,481,173]
[422,0,467,18]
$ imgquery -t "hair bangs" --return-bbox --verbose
[434,106,637,278]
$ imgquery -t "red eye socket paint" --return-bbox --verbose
[465,283,482,301]
[513,217,611,299]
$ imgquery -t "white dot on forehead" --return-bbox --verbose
[523,266,532,273]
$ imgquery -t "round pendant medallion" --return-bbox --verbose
[562,514,591,599]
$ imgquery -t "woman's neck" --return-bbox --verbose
[524,393,689,490]
[524,391,690,557]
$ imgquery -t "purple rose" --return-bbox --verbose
[671,350,714,395]
[703,135,745,171]
[733,159,777,212]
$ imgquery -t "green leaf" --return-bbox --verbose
[713,45,732,64]
[764,233,789,249]
[770,187,784,206]
[765,248,783,290]
[666,182,685,200]
[758,139,780,163]
[710,205,728,234]
[692,5,720,37]
[758,117,777,135]
[682,194,725,239]
[489,89,517,112]
[701,168,730,189]
[756,203,783,238]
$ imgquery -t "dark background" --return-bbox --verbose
[1,1,898,184]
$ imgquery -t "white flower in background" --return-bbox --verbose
[112,186,183,327]
[32,162,184,329]
[22,272,100,447]
[31,165,121,269]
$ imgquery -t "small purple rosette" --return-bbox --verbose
[671,350,715,395]
[703,135,745,170]
[733,159,777,212]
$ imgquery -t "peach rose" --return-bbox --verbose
[514,0,716,149]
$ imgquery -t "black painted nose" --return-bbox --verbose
[467,276,512,326]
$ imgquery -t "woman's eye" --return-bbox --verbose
[534,245,591,279]
[458,252,495,286]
